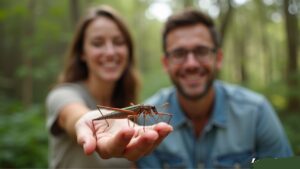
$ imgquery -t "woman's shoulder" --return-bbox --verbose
[46,82,87,101]
[50,82,86,94]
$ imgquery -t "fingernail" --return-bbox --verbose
[159,129,169,136]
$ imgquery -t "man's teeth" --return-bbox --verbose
[185,74,200,80]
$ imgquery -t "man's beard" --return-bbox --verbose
[171,71,215,101]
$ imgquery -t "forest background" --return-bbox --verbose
[0,0,299,167]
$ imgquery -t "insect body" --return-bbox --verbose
[93,104,172,129]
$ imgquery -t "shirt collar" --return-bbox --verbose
[209,81,227,128]
[169,89,186,127]
[169,81,227,129]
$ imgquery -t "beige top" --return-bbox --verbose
[46,82,132,168]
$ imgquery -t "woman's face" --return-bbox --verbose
[82,16,129,83]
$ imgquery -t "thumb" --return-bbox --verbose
[76,122,97,155]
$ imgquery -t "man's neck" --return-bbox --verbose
[178,88,215,137]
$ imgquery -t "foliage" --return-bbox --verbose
[0,99,48,168]
[140,67,171,101]
[280,114,300,155]
[0,0,299,167]
[252,75,300,156]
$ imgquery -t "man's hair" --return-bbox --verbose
[162,8,221,54]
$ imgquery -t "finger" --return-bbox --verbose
[123,129,159,161]
[76,122,97,155]
[97,127,135,159]
[144,122,173,155]
[154,122,173,139]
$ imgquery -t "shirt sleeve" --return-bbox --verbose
[45,85,85,136]
[255,98,293,158]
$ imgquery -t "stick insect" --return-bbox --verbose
[93,103,172,130]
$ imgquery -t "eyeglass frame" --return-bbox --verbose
[165,45,217,64]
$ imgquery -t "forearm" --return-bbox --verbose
[58,103,90,138]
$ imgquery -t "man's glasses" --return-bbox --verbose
[166,46,217,64]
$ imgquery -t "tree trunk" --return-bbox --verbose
[70,0,80,28]
[234,23,248,84]
[255,0,272,85]
[219,0,234,47]
[21,0,36,106]
[283,0,299,113]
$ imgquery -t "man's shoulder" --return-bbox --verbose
[144,87,175,105]
[217,81,266,106]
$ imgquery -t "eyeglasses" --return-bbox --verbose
[166,46,217,64]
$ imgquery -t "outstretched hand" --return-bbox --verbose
[75,110,173,161]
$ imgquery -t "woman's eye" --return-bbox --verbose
[91,41,104,47]
[114,38,125,46]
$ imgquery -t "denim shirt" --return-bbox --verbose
[137,81,293,169]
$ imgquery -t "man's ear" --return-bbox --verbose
[161,55,169,72]
[215,49,223,70]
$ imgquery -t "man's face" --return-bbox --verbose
[163,24,223,100]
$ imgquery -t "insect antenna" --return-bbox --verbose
[160,102,169,110]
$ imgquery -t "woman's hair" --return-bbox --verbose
[58,5,139,107]
[162,8,221,54]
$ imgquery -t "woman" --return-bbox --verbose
[46,5,172,168]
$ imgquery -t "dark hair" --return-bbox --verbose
[162,8,221,54]
[58,5,139,107]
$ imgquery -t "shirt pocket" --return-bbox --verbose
[214,150,254,169]
[156,151,187,169]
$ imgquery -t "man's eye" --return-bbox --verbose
[173,50,186,58]
[195,48,209,56]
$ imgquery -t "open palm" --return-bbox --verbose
[75,110,173,161]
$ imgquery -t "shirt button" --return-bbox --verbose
[234,163,241,169]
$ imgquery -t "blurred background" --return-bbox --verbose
[0,0,299,167]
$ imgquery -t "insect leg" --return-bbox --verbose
[94,106,109,128]
[158,112,173,124]
[127,115,136,128]
[142,110,146,131]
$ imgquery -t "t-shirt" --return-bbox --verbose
[46,82,132,168]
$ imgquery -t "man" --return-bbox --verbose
[137,8,293,168]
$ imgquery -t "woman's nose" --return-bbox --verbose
[104,42,116,56]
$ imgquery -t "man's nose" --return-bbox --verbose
[184,52,199,66]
